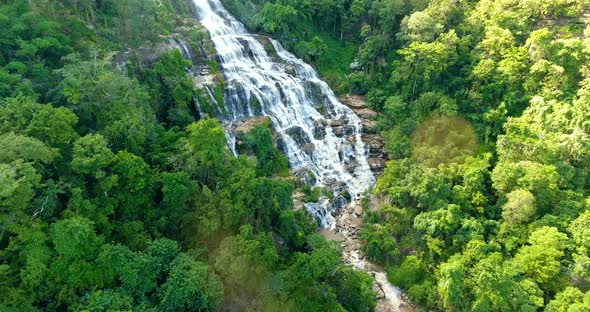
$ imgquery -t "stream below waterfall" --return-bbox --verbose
[191,0,412,311]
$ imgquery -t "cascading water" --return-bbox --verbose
[191,1,410,311]
[191,0,375,228]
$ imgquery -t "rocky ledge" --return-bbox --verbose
[340,95,389,175]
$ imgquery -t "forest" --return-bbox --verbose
[1,0,590,311]
[222,0,590,310]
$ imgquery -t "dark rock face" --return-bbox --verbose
[362,135,385,154]
[313,119,327,140]
[368,158,387,171]
[293,168,317,185]
[286,126,312,147]
[333,125,355,138]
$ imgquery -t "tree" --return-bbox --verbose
[399,11,443,43]
[158,254,223,312]
[255,3,298,34]
[173,119,227,186]
[242,125,289,177]
[71,134,114,176]
[390,256,428,288]
[569,210,590,249]
[213,225,278,309]
[57,50,154,153]
[501,189,536,225]
[546,287,590,312]
[0,96,79,150]
[360,223,399,265]
[437,256,468,312]
[0,160,42,232]
[49,216,109,304]
[512,227,568,290]
[142,50,195,128]
[392,30,458,98]
[328,266,376,312]
[82,289,134,312]
[285,235,345,311]
[373,0,405,34]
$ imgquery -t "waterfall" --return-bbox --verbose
[190,1,411,311]
[191,0,375,229]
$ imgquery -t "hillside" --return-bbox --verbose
[2,0,590,311]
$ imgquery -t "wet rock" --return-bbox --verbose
[303,143,316,155]
[237,38,256,60]
[306,82,330,110]
[200,68,211,76]
[276,82,288,102]
[362,135,385,153]
[345,159,358,173]
[286,126,311,146]
[373,285,386,300]
[285,65,296,76]
[276,137,287,154]
[293,168,317,185]
[330,119,346,127]
[333,125,354,137]
[368,158,387,171]
[346,135,357,144]
[313,120,327,140]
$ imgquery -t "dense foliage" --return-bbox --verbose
[4,0,590,310]
[225,0,590,310]
[0,1,376,311]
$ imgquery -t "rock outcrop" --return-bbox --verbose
[234,116,272,135]
[340,95,389,174]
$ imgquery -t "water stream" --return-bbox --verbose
[190,0,408,310]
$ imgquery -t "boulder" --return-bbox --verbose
[313,119,327,140]
[286,126,311,146]
[361,119,377,133]
[373,285,386,300]
[330,119,346,127]
[345,159,358,173]
[333,125,354,137]
[354,205,363,217]
[303,143,316,155]
[340,95,368,109]
[285,65,296,76]
[368,158,387,171]
[354,108,378,119]
[293,168,317,185]
[362,135,385,152]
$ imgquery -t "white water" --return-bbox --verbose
[191,0,375,228]
[190,1,410,311]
